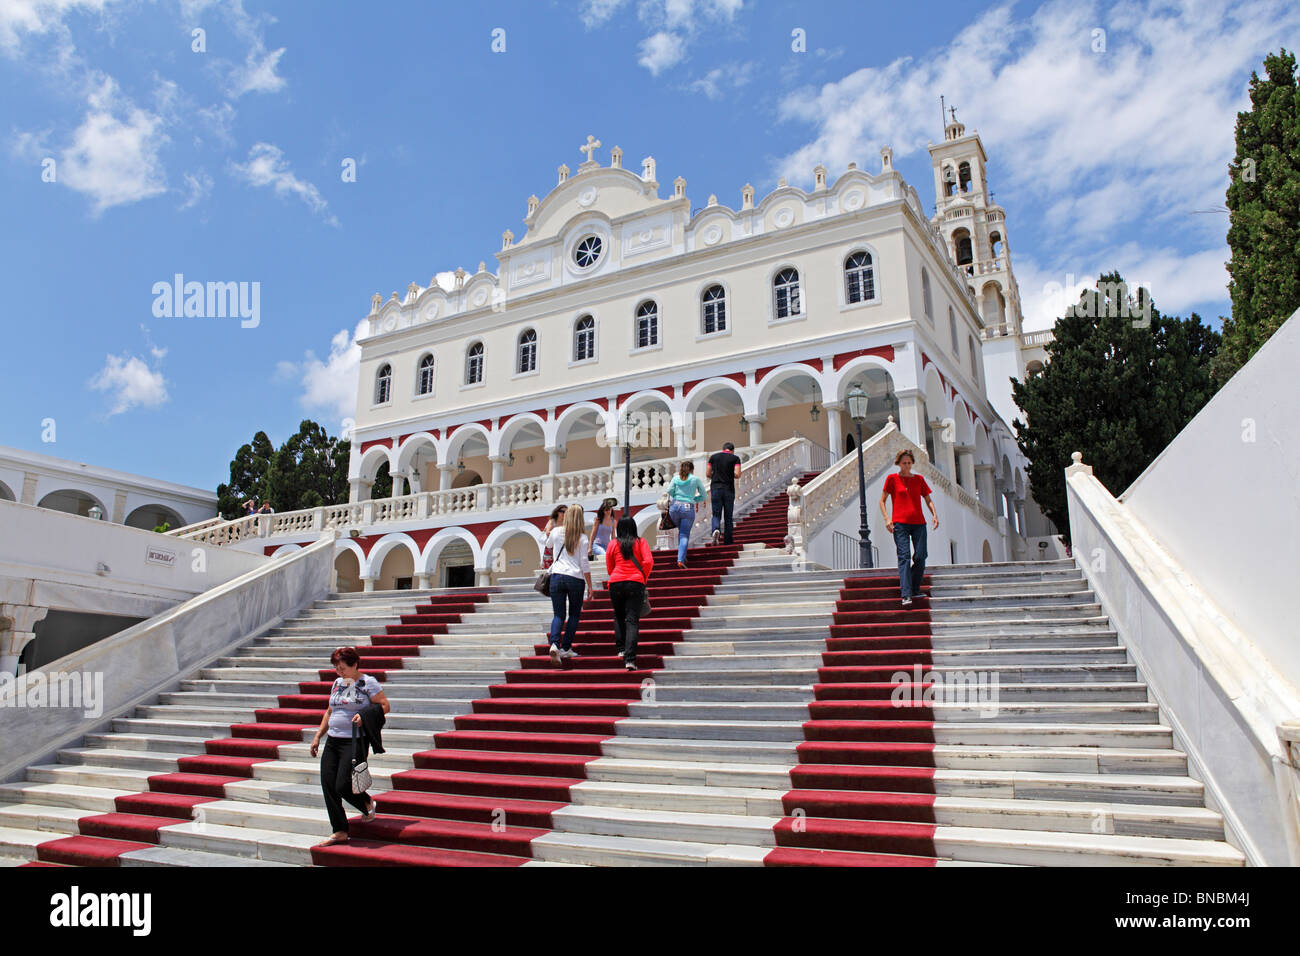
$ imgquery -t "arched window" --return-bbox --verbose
[701,284,726,334]
[958,161,972,193]
[943,165,957,197]
[921,269,933,322]
[954,232,973,267]
[634,300,659,349]
[773,268,801,319]
[517,329,537,374]
[374,363,391,404]
[574,315,595,362]
[845,251,875,304]
[949,306,960,353]
[465,342,484,385]
[417,354,434,395]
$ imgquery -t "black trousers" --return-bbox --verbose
[711,485,736,544]
[320,734,371,834]
[609,580,646,666]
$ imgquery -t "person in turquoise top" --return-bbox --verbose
[667,460,706,567]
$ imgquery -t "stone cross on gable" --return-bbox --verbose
[579,135,601,166]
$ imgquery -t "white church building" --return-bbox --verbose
[178,123,1056,589]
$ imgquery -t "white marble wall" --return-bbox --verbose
[1067,465,1300,866]
[0,532,336,783]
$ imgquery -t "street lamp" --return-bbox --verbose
[845,383,874,569]
[87,504,104,521]
[619,411,636,516]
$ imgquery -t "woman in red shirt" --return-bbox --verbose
[879,449,939,606]
[605,516,654,671]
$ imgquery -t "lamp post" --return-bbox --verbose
[620,412,636,516]
[845,383,874,569]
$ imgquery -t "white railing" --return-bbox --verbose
[786,424,1000,561]
[689,436,812,544]
[167,515,226,536]
[179,444,783,547]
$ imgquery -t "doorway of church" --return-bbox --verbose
[445,565,475,588]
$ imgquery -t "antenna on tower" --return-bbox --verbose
[940,95,947,135]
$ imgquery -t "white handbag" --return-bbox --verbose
[350,725,372,794]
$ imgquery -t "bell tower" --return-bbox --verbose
[928,112,1022,339]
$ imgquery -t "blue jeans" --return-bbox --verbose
[710,485,735,544]
[548,573,585,650]
[669,501,695,563]
[893,523,928,598]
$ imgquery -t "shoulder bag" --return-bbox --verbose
[628,549,653,618]
[350,723,372,794]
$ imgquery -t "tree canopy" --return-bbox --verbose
[1011,273,1221,542]
[217,421,360,519]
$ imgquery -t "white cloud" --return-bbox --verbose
[638,31,685,75]
[88,352,169,416]
[773,0,1300,319]
[1016,245,1231,330]
[686,60,755,99]
[275,321,367,421]
[580,0,627,29]
[178,168,213,209]
[586,0,746,77]
[57,75,169,214]
[229,142,336,224]
[230,39,286,97]
[0,0,114,56]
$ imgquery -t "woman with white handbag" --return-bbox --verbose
[310,646,391,847]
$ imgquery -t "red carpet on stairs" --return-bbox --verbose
[32,592,495,867]
[317,541,744,867]
[763,569,942,867]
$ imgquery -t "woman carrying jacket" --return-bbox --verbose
[310,646,391,847]
[667,460,705,569]
[605,516,654,671]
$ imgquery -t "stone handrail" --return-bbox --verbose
[689,436,810,544]
[166,515,226,536]
[0,532,336,783]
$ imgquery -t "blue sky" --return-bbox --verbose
[2,0,1297,492]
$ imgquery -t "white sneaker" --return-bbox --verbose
[549,644,561,663]
[711,529,722,545]
[561,648,579,659]
[901,597,912,607]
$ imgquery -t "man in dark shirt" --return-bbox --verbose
[705,441,742,545]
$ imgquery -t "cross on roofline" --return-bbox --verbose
[580,135,601,164]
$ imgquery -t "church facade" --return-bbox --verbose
[181,124,1053,589]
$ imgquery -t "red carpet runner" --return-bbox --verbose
[764,570,941,866]
[28,592,494,867]
[313,542,742,866]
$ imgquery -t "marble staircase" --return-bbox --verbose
[0,484,1245,867]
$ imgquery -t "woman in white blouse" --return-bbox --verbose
[545,504,593,664]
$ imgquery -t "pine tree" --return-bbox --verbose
[216,431,276,519]
[1011,273,1220,542]
[1219,49,1300,379]
[216,422,357,517]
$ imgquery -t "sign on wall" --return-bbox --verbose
[145,546,177,568]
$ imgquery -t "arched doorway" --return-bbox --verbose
[38,489,107,519]
[125,504,185,531]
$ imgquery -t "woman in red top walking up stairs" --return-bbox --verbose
[605,516,654,671]
[879,449,940,607]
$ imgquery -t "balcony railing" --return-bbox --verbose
[175,442,782,547]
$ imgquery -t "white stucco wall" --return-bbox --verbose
[1120,309,1300,690]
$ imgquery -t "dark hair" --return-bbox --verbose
[595,502,612,523]
[616,516,639,560]
[330,646,360,667]
[678,460,694,479]
[550,504,567,522]
[894,450,915,466]
[723,442,734,451]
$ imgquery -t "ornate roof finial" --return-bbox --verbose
[370,293,382,313]
[610,145,623,169]
[578,134,601,169]
[557,163,570,184]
